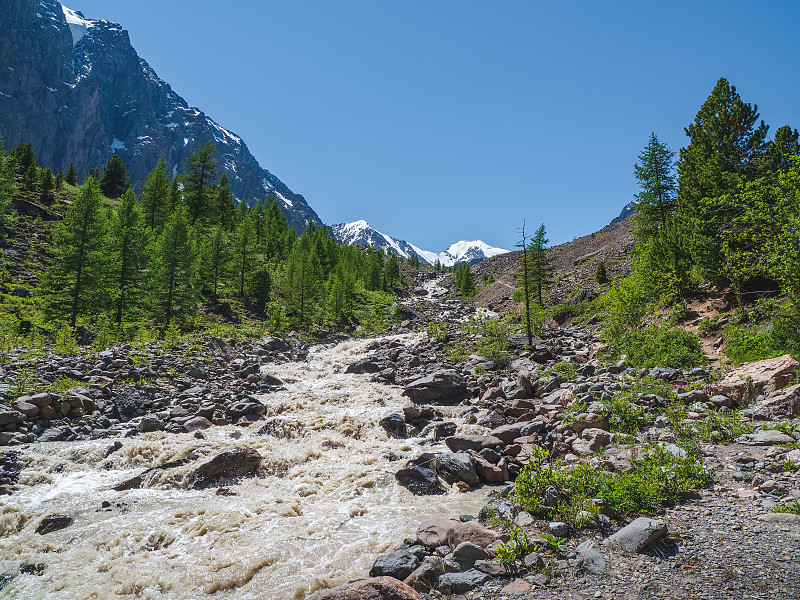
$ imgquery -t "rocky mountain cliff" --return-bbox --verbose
[329,219,508,266]
[0,0,320,231]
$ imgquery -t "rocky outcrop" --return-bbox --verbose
[0,0,320,231]
[710,354,799,406]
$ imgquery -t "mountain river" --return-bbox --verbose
[0,334,489,599]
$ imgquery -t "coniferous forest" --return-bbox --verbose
[0,140,412,347]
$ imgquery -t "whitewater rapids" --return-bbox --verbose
[0,334,488,599]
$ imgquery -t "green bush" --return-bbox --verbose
[608,326,704,369]
[514,444,711,524]
[724,313,800,365]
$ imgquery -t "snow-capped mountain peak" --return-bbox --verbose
[329,221,509,266]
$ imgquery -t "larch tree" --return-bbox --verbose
[99,154,131,198]
[633,132,677,238]
[140,156,171,231]
[108,188,149,324]
[65,163,78,186]
[184,142,217,224]
[150,207,198,327]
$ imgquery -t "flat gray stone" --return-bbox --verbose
[576,540,606,573]
[736,430,796,445]
[438,569,490,594]
[606,517,667,552]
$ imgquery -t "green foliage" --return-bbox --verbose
[65,163,78,186]
[602,393,653,435]
[99,154,131,199]
[465,314,512,368]
[54,325,78,356]
[184,142,217,224]
[0,139,16,240]
[773,500,800,514]
[595,260,608,284]
[453,263,476,297]
[633,132,677,238]
[264,301,288,334]
[538,533,566,553]
[724,312,800,364]
[606,325,703,369]
[140,156,171,231]
[46,376,83,394]
[494,525,534,566]
[514,444,711,524]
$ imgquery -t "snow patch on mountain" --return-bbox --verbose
[330,220,509,266]
[61,5,93,45]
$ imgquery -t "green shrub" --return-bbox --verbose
[603,394,654,435]
[607,326,704,369]
[514,444,711,524]
[724,314,800,365]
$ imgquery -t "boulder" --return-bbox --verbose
[369,549,420,580]
[137,416,165,433]
[437,570,490,594]
[307,577,421,600]
[346,358,383,375]
[735,430,796,446]
[432,422,457,440]
[11,400,38,418]
[0,406,24,426]
[112,388,150,422]
[183,416,213,432]
[0,431,28,446]
[444,435,503,452]
[416,517,460,548]
[379,414,408,439]
[225,397,266,422]
[605,517,667,552]
[402,370,470,404]
[447,520,501,549]
[489,422,528,444]
[752,384,800,420]
[451,541,489,571]
[576,540,606,573]
[433,452,479,487]
[189,448,262,489]
[36,514,72,534]
[395,466,447,495]
[710,354,799,406]
[36,427,68,443]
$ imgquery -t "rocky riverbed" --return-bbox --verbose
[1,274,800,599]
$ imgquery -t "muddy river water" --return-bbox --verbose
[0,334,489,599]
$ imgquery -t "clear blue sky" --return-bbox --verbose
[65,0,800,252]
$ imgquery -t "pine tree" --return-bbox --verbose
[528,224,554,306]
[170,176,183,213]
[0,140,15,240]
[633,132,677,238]
[264,197,289,261]
[10,143,35,171]
[99,154,131,198]
[596,260,608,284]
[199,225,230,298]
[65,163,78,186]
[108,188,149,324]
[23,163,37,191]
[42,178,108,328]
[215,173,237,230]
[453,263,476,297]
[150,207,197,326]
[677,78,769,283]
[232,209,256,297]
[140,157,171,231]
[87,167,100,182]
[39,167,54,202]
[184,142,217,224]
[284,236,323,329]
[384,254,402,291]
[55,170,63,191]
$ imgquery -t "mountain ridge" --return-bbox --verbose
[0,0,320,231]
[329,219,508,266]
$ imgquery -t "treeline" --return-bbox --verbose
[607,77,800,359]
[0,141,408,335]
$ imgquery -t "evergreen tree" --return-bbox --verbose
[232,209,257,297]
[65,163,78,186]
[184,142,217,224]
[170,176,183,213]
[23,162,37,191]
[99,155,130,198]
[42,178,108,328]
[453,263,476,297]
[516,221,535,346]
[55,170,63,191]
[140,157,171,231]
[284,236,323,329]
[366,251,383,291]
[528,224,554,306]
[384,254,402,291]
[87,167,100,182]
[264,197,289,261]
[39,167,54,202]
[10,143,35,171]
[150,206,197,326]
[215,172,236,229]
[596,260,608,284]
[0,140,15,240]
[199,225,230,298]
[677,78,769,283]
[108,188,149,324]
[633,132,677,237]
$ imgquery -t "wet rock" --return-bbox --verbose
[437,569,490,594]
[257,417,305,439]
[36,427,68,443]
[433,453,479,487]
[416,517,460,548]
[307,576,421,600]
[36,514,72,534]
[225,397,266,422]
[605,517,667,552]
[395,466,447,495]
[0,432,27,446]
[369,549,420,580]
[379,414,408,439]
[189,447,262,489]
[433,422,457,440]
[402,369,470,404]
[346,357,383,374]
[112,388,150,422]
[183,416,213,432]
[137,415,165,433]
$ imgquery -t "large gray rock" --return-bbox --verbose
[433,453,479,487]
[736,430,796,446]
[444,435,503,452]
[189,448,262,489]
[0,406,24,426]
[112,389,150,422]
[369,549,420,580]
[0,0,321,232]
[395,466,447,496]
[451,541,489,571]
[576,540,606,573]
[605,517,667,552]
[402,370,470,404]
[225,398,265,422]
[437,570,489,594]
[307,577,421,600]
